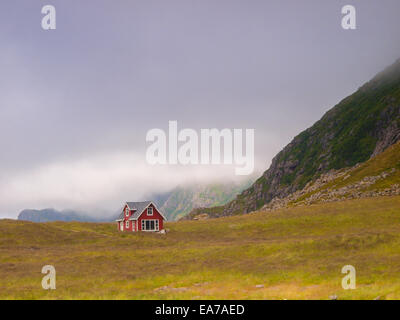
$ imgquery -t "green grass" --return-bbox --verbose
[1,196,400,300]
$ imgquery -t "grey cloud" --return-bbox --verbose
[1,0,400,217]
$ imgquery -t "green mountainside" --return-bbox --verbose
[159,179,254,221]
[196,58,400,218]
[254,140,400,212]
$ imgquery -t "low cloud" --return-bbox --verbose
[0,150,262,219]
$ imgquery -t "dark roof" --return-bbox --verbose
[116,201,152,221]
[127,201,152,220]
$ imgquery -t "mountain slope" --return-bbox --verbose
[159,179,254,221]
[205,58,400,217]
[18,209,110,223]
[258,140,400,211]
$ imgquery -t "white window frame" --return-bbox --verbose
[120,222,123,231]
[141,219,159,231]
[125,207,130,217]
[125,220,129,229]
[147,207,153,216]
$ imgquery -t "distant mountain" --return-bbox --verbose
[195,58,400,218]
[153,178,254,221]
[18,179,254,223]
[146,190,174,210]
[18,208,109,223]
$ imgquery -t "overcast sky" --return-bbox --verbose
[1,0,400,218]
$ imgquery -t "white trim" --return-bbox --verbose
[125,220,129,229]
[141,219,159,232]
[147,207,153,216]
[150,202,167,220]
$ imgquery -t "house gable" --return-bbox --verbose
[129,202,167,221]
[116,204,135,221]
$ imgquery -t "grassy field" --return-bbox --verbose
[1,196,400,300]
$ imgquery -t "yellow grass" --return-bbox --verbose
[1,196,400,299]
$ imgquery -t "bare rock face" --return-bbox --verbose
[372,104,400,157]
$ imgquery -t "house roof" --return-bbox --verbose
[127,201,152,220]
[116,201,167,221]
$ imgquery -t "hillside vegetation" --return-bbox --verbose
[160,179,254,221]
[253,140,400,211]
[295,140,400,201]
[1,195,400,299]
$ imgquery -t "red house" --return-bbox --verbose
[116,201,166,232]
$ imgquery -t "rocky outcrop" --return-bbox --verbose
[372,103,400,157]
[261,168,400,211]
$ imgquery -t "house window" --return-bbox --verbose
[120,222,123,231]
[125,221,129,229]
[141,219,159,231]
[125,207,130,217]
[147,207,153,216]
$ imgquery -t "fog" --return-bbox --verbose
[1,0,400,217]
